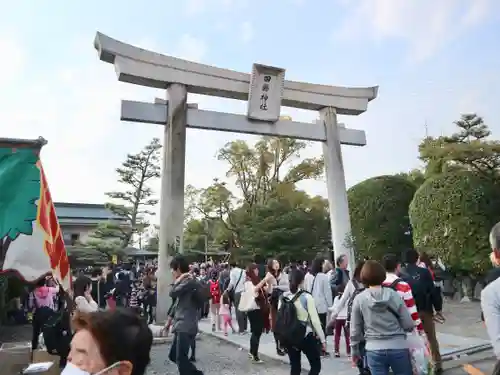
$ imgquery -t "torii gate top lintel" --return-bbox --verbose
[94,32,378,115]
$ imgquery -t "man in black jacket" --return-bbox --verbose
[169,255,203,375]
[401,248,443,374]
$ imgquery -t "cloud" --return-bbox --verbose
[174,34,208,62]
[0,31,239,216]
[0,37,163,204]
[184,0,206,16]
[240,21,254,43]
[462,0,492,27]
[0,35,25,85]
[333,0,495,62]
[184,0,248,16]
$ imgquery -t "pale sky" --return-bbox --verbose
[1,0,499,223]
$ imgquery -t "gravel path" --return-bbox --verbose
[147,335,291,375]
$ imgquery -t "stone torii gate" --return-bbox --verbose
[94,32,378,322]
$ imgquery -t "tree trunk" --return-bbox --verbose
[460,275,475,302]
[442,278,456,298]
[0,276,9,324]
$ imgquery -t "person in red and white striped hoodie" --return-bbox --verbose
[382,254,424,334]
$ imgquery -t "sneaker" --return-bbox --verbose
[212,324,216,332]
[251,356,264,364]
[248,352,253,358]
[334,352,340,358]
[189,356,196,362]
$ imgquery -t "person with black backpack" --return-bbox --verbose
[275,268,325,375]
[401,249,443,374]
[381,254,424,334]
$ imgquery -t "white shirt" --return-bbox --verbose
[304,272,333,314]
[332,295,347,319]
[228,267,246,293]
[482,277,500,358]
[74,296,99,313]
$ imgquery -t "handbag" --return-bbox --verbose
[270,275,283,309]
[238,282,258,312]
[407,333,430,375]
[228,270,244,301]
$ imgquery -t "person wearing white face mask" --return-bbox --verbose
[61,309,153,375]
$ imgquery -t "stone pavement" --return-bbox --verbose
[438,300,488,340]
[147,335,291,375]
[195,300,491,373]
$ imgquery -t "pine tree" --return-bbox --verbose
[419,114,500,179]
[447,113,490,143]
[83,138,161,255]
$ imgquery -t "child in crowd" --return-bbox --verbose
[209,271,221,331]
[219,294,235,336]
[330,285,350,358]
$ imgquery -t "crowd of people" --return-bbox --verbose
[154,248,445,375]
[16,219,500,375]
[22,242,493,375]
[20,249,445,375]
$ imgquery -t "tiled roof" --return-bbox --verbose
[54,202,127,221]
[122,246,158,256]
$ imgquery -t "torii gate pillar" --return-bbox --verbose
[158,84,187,317]
[321,107,354,269]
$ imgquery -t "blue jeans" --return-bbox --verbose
[366,349,413,375]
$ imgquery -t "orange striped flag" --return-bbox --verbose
[0,141,71,290]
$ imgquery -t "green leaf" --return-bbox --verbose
[347,175,416,261]
[409,171,500,274]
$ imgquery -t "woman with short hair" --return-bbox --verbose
[66,309,153,375]
[350,260,414,375]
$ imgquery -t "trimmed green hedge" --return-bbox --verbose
[409,171,500,274]
[348,175,416,260]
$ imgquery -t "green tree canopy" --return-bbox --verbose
[395,169,426,189]
[419,114,500,180]
[239,194,330,262]
[409,171,500,274]
[185,136,325,251]
[348,175,416,260]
